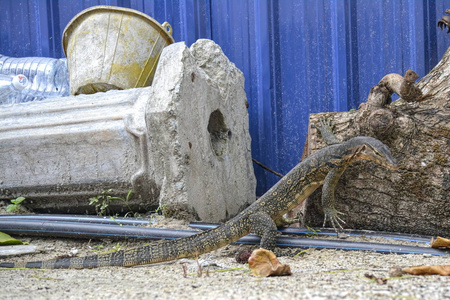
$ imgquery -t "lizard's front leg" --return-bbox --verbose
[314,117,341,146]
[322,165,348,231]
[248,211,278,250]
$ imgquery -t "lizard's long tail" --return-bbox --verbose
[0,220,248,269]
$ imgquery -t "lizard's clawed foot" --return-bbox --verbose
[323,207,346,232]
[320,118,334,131]
[313,117,340,145]
[313,117,333,133]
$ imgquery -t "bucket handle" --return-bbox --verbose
[162,22,173,36]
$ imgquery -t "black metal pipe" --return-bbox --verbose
[0,219,191,240]
[0,218,448,256]
[0,214,151,226]
[0,215,434,244]
[189,222,433,244]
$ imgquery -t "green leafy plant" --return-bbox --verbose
[0,231,24,245]
[148,204,167,223]
[91,244,105,252]
[150,204,166,215]
[89,190,112,216]
[6,197,25,213]
[120,190,138,217]
[89,189,138,217]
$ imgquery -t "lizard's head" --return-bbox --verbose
[343,137,398,170]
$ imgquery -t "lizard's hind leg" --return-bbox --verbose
[248,212,278,250]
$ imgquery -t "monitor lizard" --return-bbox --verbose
[0,119,398,269]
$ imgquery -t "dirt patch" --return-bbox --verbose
[0,212,449,299]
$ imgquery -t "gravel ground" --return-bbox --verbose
[1,218,449,300]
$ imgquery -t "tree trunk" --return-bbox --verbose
[301,47,450,236]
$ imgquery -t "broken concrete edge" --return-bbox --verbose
[149,40,256,222]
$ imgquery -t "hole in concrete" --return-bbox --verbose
[207,110,230,157]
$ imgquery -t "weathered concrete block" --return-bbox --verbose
[0,39,256,222]
[147,40,256,221]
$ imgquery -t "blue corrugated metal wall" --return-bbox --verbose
[1,0,449,195]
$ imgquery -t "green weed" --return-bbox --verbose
[6,197,25,213]
[305,225,321,238]
[89,189,139,217]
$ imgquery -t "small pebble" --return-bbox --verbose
[389,266,404,277]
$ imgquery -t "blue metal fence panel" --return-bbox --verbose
[0,0,210,57]
[210,0,450,194]
[0,0,449,195]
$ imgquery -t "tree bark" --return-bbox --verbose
[301,47,450,236]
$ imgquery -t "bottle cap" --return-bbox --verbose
[12,74,28,91]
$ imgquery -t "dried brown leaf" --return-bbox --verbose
[430,236,450,248]
[403,265,450,276]
[248,248,292,277]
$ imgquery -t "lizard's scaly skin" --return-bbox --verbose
[0,136,397,269]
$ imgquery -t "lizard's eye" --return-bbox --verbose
[374,151,383,157]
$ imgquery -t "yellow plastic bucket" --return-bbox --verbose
[63,6,174,95]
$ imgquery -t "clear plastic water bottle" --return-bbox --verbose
[0,74,28,105]
[0,55,70,102]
